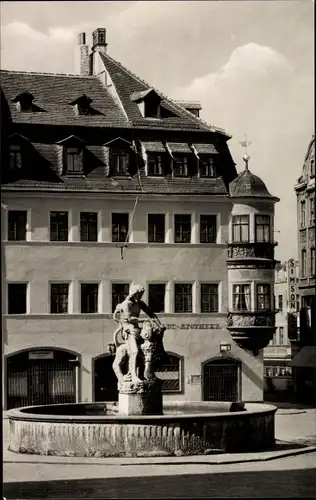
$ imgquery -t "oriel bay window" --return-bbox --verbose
[50,211,68,241]
[8,210,27,241]
[50,283,69,314]
[80,212,98,242]
[148,284,165,313]
[200,215,217,243]
[175,284,192,313]
[232,284,251,311]
[112,283,130,312]
[255,215,271,242]
[232,215,249,242]
[110,150,129,175]
[256,284,271,311]
[201,284,219,313]
[148,214,165,243]
[81,283,98,313]
[199,155,216,178]
[174,214,191,243]
[112,213,129,242]
[173,155,188,177]
[147,154,163,176]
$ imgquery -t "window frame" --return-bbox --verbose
[147,153,164,177]
[310,247,316,277]
[111,283,130,313]
[255,214,271,243]
[148,214,165,243]
[65,147,81,174]
[174,283,193,313]
[81,283,99,314]
[232,284,251,312]
[256,283,272,311]
[278,294,283,312]
[148,283,166,313]
[9,144,22,171]
[109,149,130,176]
[301,249,307,277]
[199,155,216,178]
[173,155,189,177]
[80,212,98,242]
[50,283,69,314]
[232,215,250,243]
[174,214,192,243]
[50,211,69,242]
[200,283,219,313]
[300,200,306,229]
[155,352,183,393]
[7,282,28,314]
[200,214,217,243]
[309,196,315,226]
[111,212,129,243]
[8,210,27,241]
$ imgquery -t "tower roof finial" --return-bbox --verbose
[239,133,252,172]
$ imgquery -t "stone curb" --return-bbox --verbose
[3,445,316,466]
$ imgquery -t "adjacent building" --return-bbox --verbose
[1,29,279,409]
[291,136,316,405]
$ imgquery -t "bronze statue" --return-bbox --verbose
[111,284,166,387]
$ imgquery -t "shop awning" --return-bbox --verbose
[193,143,218,155]
[290,346,316,368]
[141,141,166,153]
[166,142,192,154]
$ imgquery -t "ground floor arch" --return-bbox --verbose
[6,348,79,410]
[202,357,241,402]
[93,354,118,402]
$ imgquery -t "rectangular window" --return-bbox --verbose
[278,294,283,312]
[174,214,191,243]
[200,215,217,243]
[148,214,165,243]
[8,283,27,314]
[147,154,163,176]
[50,212,68,241]
[110,151,129,175]
[232,215,249,242]
[255,215,271,242]
[301,249,307,277]
[311,159,315,178]
[112,213,129,243]
[8,210,27,241]
[175,284,192,313]
[201,284,219,313]
[112,283,130,312]
[65,148,80,173]
[173,155,188,177]
[199,156,216,178]
[9,144,22,170]
[233,284,251,311]
[256,284,271,311]
[300,201,306,228]
[309,196,315,226]
[271,332,277,346]
[81,283,98,313]
[148,284,165,313]
[80,212,98,242]
[279,326,284,345]
[50,283,69,314]
[311,248,316,277]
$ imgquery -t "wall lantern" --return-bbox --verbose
[220,342,231,353]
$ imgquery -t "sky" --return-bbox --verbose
[0,0,314,260]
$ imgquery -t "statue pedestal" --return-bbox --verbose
[118,379,163,416]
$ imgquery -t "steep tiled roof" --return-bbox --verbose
[99,52,230,136]
[0,70,129,128]
[229,168,279,200]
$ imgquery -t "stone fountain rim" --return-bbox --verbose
[7,402,277,424]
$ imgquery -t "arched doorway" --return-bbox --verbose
[93,354,118,402]
[6,348,79,409]
[203,357,241,402]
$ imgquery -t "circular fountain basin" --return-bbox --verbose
[7,401,277,457]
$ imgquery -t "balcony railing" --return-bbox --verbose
[227,241,277,260]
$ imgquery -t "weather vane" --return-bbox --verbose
[239,133,252,169]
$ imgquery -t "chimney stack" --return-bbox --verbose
[75,32,90,76]
[92,28,107,54]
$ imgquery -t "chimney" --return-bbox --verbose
[92,28,107,54]
[75,32,90,76]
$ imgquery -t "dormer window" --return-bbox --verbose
[12,91,34,112]
[130,88,162,119]
[65,147,81,173]
[9,144,22,170]
[147,154,163,176]
[144,99,160,119]
[69,95,92,116]
[199,155,216,178]
[110,150,129,175]
[173,155,188,177]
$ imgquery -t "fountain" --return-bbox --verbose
[7,284,277,457]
